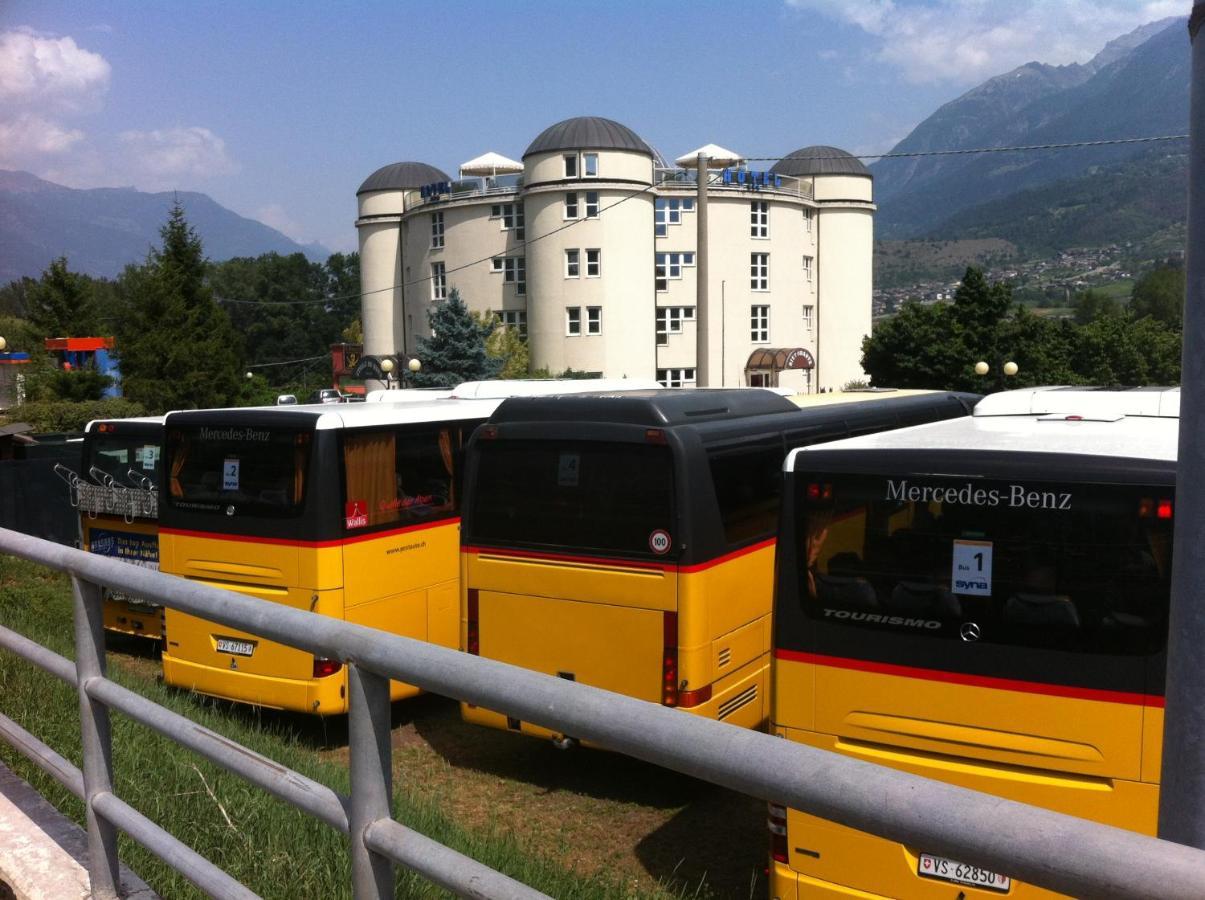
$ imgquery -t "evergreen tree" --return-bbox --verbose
[26,257,99,339]
[114,202,242,412]
[473,311,529,379]
[409,289,501,387]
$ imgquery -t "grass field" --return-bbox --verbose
[0,556,765,899]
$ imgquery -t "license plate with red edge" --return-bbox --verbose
[918,853,1011,892]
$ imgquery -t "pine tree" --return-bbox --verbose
[409,289,502,387]
[114,202,242,412]
[27,257,99,339]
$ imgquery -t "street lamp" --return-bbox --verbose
[406,357,421,388]
[1003,361,1019,377]
[379,356,396,390]
[245,371,253,380]
[0,336,7,352]
[974,361,989,376]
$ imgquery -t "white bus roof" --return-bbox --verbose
[786,388,940,409]
[85,415,167,433]
[787,387,1179,469]
[364,378,662,403]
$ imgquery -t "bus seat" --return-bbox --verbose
[887,581,961,618]
[814,572,878,609]
[1004,593,1081,628]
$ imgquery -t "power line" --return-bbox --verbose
[216,134,1187,309]
[744,133,1188,162]
[245,353,328,369]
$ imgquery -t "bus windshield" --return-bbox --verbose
[166,426,311,516]
[87,435,161,485]
[793,474,1172,656]
[469,439,674,559]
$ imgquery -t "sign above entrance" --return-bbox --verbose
[721,169,783,189]
[745,347,815,371]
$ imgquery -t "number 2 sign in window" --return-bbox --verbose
[222,458,240,491]
[952,539,992,596]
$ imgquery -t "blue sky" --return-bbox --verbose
[0,0,1183,252]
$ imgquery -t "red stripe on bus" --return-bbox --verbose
[161,518,458,549]
[774,649,1164,707]
[463,538,777,574]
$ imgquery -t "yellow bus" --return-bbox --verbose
[770,387,1178,898]
[74,416,165,639]
[158,380,657,714]
[459,389,978,743]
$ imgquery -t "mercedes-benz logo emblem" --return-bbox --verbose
[960,622,981,642]
[225,505,235,516]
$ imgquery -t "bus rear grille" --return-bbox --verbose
[718,685,757,721]
[718,647,732,668]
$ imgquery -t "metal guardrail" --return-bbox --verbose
[55,465,159,522]
[1,526,1205,899]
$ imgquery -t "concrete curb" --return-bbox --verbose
[0,760,157,900]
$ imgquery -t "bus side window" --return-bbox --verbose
[708,445,785,546]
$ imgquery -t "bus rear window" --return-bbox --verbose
[793,475,1172,656]
[86,436,161,485]
[469,440,674,559]
[166,427,310,516]
[342,427,459,532]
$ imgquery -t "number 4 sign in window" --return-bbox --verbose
[952,539,992,596]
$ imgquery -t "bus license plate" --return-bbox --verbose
[918,853,1010,892]
[216,638,255,657]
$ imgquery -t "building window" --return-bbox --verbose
[566,307,582,335]
[655,306,694,345]
[802,255,814,282]
[564,154,577,178]
[564,192,579,219]
[657,368,696,388]
[750,305,769,343]
[585,249,601,278]
[654,252,695,291]
[431,211,444,249]
[802,304,814,332]
[490,204,502,218]
[431,262,447,301]
[497,310,528,338]
[585,191,599,218]
[654,198,692,237]
[500,203,524,239]
[750,253,769,291]
[803,208,814,233]
[587,307,602,335]
[583,153,599,177]
[493,257,525,294]
[565,249,580,278]
[751,201,769,238]
[490,258,504,273]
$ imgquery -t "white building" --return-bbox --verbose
[356,117,874,391]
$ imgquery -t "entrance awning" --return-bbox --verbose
[745,348,815,371]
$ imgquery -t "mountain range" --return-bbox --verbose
[872,16,1188,245]
[0,170,329,283]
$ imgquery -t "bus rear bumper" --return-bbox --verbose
[162,653,349,714]
[770,861,891,898]
[103,600,164,640]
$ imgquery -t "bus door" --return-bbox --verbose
[463,435,678,738]
[775,472,1171,891]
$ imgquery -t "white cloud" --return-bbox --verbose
[0,27,110,113]
[0,114,85,165]
[116,126,238,187]
[788,0,1184,85]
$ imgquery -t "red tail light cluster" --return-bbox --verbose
[806,482,833,502]
[662,611,678,706]
[1138,497,1174,519]
[312,656,342,678]
[466,589,480,655]
[768,802,788,863]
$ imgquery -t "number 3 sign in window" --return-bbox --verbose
[952,539,992,596]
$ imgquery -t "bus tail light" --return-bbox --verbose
[806,482,832,502]
[312,656,342,678]
[1139,497,1174,519]
[768,802,788,863]
[466,589,480,655]
[662,611,678,706]
[645,428,667,445]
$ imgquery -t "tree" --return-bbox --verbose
[114,202,242,412]
[409,289,501,387]
[1130,264,1185,326]
[473,312,529,379]
[1071,288,1121,325]
[26,257,99,339]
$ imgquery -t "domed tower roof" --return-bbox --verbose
[357,161,451,195]
[523,116,653,158]
[770,146,870,178]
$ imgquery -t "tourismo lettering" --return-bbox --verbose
[823,608,942,630]
[200,426,271,442]
[885,480,1070,510]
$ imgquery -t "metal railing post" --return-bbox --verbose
[72,575,120,899]
[348,664,394,899]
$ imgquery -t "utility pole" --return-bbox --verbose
[695,154,710,386]
[1159,3,1205,849]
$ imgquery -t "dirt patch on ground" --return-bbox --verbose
[321,695,766,897]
